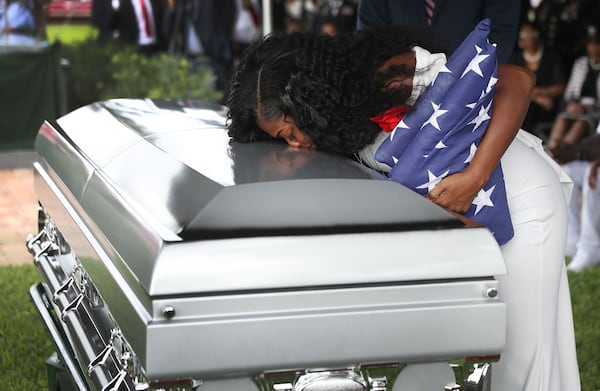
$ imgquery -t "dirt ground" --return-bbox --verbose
[0,155,38,266]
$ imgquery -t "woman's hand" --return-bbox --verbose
[547,141,579,164]
[428,168,484,213]
[428,65,534,216]
[566,102,585,115]
[588,158,600,189]
[532,94,555,111]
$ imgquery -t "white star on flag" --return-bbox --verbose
[416,169,450,192]
[435,141,447,149]
[468,102,492,131]
[473,185,495,214]
[461,45,489,78]
[486,76,498,93]
[390,119,409,141]
[422,102,448,130]
[464,143,477,163]
[478,89,488,100]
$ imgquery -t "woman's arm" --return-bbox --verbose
[532,83,565,101]
[531,82,566,111]
[428,64,535,212]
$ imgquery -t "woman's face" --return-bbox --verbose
[587,39,600,62]
[518,25,540,51]
[256,113,315,149]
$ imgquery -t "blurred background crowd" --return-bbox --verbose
[52,0,600,139]
[2,0,599,128]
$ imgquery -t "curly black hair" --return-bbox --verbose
[227,26,445,157]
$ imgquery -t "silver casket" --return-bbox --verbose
[27,99,507,391]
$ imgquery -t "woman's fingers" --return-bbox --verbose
[429,174,478,213]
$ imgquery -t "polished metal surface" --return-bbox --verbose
[293,370,367,391]
[254,365,402,391]
[28,232,137,391]
[29,283,89,391]
[30,98,508,389]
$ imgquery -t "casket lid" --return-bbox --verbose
[50,98,463,238]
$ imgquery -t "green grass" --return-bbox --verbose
[46,22,97,44]
[1,262,599,390]
[0,265,53,390]
[568,263,600,390]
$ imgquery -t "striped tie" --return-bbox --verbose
[139,0,153,38]
[425,0,436,25]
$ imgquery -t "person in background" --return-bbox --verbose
[547,24,600,151]
[0,0,35,44]
[91,0,118,43]
[186,0,236,94]
[163,0,262,94]
[271,0,287,32]
[509,21,566,137]
[317,17,338,36]
[231,0,262,59]
[530,0,600,71]
[550,131,600,271]
[284,0,317,32]
[91,0,168,53]
[0,0,34,34]
[356,0,520,63]
[284,16,304,33]
[313,0,357,34]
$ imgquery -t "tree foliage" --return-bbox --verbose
[58,39,222,111]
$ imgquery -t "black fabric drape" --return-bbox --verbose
[0,42,62,150]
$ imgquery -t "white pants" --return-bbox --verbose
[561,160,600,263]
[491,132,580,391]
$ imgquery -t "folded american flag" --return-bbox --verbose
[375,19,514,245]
